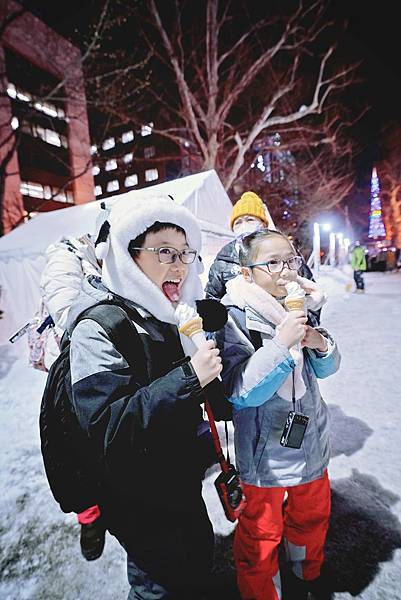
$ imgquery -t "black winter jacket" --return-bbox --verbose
[68,279,212,561]
[204,240,240,300]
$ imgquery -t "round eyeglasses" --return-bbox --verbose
[248,256,303,274]
[130,246,197,264]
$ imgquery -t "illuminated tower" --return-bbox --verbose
[368,167,386,239]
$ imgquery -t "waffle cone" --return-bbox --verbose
[178,316,204,338]
[284,298,305,312]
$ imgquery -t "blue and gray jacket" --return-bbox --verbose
[214,296,341,488]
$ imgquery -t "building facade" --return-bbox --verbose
[90,121,197,201]
[0,1,93,234]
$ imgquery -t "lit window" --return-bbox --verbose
[141,123,153,137]
[7,82,66,120]
[107,180,119,192]
[53,189,66,202]
[7,83,16,99]
[34,101,58,118]
[105,159,117,171]
[28,124,67,148]
[95,185,102,196]
[145,168,158,182]
[44,129,62,147]
[144,146,155,159]
[102,137,115,150]
[16,90,31,102]
[256,154,265,173]
[11,116,19,130]
[123,153,133,164]
[122,130,134,143]
[20,181,44,199]
[125,174,138,187]
[92,165,100,176]
[51,188,72,203]
[90,145,98,155]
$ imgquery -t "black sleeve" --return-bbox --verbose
[204,259,227,300]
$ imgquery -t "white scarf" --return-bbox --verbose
[226,276,306,401]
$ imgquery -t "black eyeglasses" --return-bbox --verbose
[248,256,303,274]
[130,246,197,264]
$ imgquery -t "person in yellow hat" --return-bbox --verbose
[205,191,321,325]
[205,192,270,300]
[229,191,270,235]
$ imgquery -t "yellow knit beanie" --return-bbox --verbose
[229,191,269,230]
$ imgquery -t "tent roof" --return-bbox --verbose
[0,170,234,258]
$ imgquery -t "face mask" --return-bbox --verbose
[233,219,263,236]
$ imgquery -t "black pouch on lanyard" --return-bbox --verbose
[280,371,309,449]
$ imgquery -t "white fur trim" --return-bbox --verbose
[94,203,111,237]
[101,194,204,324]
[227,275,306,401]
[95,239,110,261]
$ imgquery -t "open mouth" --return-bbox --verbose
[162,279,181,302]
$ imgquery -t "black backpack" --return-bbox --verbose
[39,302,147,514]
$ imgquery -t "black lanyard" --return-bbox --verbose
[292,371,296,412]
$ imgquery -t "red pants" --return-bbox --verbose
[234,471,331,600]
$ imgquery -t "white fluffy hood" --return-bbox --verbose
[96,194,204,324]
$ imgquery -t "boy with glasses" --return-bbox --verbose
[67,195,222,599]
[214,229,340,600]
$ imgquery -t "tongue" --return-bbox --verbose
[162,282,180,302]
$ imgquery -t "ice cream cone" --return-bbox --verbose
[284,298,306,313]
[178,316,203,338]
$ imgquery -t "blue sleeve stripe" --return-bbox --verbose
[307,346,340,379]
[230,357,294,409]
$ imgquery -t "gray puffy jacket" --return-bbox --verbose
[214,300,340,488]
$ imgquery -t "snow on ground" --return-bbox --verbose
[315,269,401,600]
[1,269,401,599]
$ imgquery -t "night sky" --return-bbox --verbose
[332,1,401,156]
[327,0,401,239]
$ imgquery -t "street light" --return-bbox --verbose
[329,232,336,266]
[313,222,321,272]
[312,222,345,271]
[312,222,333,272]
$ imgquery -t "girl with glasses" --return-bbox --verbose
[214,228,340,600]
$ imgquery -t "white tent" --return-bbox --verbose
[0,169,234,344]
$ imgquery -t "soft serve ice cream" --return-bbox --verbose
[175,303,205,346]
[284,281,306,314]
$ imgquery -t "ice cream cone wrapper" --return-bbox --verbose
[284,298,306,313]
[178,316,203,338]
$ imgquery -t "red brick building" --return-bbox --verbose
[0,1,93,234]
